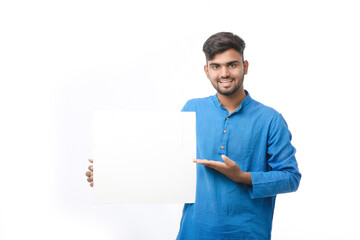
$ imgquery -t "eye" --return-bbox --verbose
[229,63,237,68]
[211,65,220,70]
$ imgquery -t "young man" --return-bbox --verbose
[86,32,301,239]
[176,32,301,239]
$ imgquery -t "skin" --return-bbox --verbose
[204,48,249,114]
[86,159,93,187]
[194,48,252,186]
[85,48,252,187]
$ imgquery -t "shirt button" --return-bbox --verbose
[221,146,224,149]
[219,104,221,107]
[226,117,229,120]
[223,130,227,133]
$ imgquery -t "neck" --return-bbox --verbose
[217,88,247,114]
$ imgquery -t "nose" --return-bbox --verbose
[220,66,230,78]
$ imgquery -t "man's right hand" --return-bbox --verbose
[85,159,94,187]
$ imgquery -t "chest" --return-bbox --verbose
[195,108,269,167]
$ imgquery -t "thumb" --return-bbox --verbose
[221,155,235,166]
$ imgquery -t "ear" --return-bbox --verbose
[204,65,210,79]
[243,60,249,75]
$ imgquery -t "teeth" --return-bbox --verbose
[220,80,233,83]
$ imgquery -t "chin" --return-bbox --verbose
[217,87,237,96]
[218,91,236,96]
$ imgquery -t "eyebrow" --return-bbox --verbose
[209,61,242,66]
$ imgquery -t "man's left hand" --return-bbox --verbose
[193,155,252,185]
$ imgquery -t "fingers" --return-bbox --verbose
[221,155,237,167]
[87,158,94,187]
[193,159,212,166]
[194,156,243,183]
[87,176,93,182]
[193,159,226,170]
[194,155,237,170]
[87,168,93,186]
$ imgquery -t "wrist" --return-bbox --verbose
[238,171,252,186]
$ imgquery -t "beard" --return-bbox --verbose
[214,75,244,96]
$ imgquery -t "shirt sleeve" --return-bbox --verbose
[181,99,196,112]
[248,113,301,199]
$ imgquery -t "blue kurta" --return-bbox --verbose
[177,91,301,240]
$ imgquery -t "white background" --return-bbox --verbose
[1,0,359,239]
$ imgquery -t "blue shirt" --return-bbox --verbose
[177,91,301,240]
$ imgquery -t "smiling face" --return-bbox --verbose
[204,48,248,97]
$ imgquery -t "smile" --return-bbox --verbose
[219,79,234,83]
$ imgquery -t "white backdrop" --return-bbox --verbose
[1,0,360,239]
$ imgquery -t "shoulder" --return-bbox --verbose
[247,97,289,129]
[249,98,281,119]
[181,96,212,112]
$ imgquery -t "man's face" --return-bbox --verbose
[204,48,248,96]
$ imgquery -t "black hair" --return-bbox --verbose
[203,32,246,62]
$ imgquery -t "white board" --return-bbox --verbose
[93,111,196,204]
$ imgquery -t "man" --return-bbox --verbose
[86,32,301,239]
[176,32,301,239]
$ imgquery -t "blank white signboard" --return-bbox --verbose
[93,111,196,204]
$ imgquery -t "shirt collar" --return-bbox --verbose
[212,90,252,115]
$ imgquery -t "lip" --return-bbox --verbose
[218,79,234,88]
[218,79,234,83]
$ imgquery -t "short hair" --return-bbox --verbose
[203,32,246,62]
